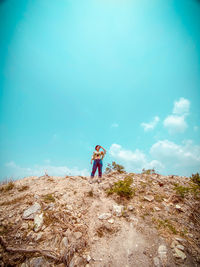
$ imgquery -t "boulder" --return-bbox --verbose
[23,203,41,220]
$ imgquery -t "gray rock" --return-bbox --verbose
[98,213,112,220]
[62,236,68,248]
[176,244,184,251]
[34,213,43,232]
[73,231,82,239]
[112,204,124,217]
[153,256,160,267]
[144,195,154,202]
[158,245,167,261]
[23,203,41,220]
[173,248,186,260]
[127,205,134,211]
[29,257,49,267]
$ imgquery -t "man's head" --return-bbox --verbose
[95,145,100,151]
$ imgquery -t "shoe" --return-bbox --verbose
[97,178,102,183]
[89,177,94,184]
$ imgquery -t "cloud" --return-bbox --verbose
[109,143,164,173]
[150,139,200,175]
[5,161,90,179]
[141,116,160,131]
[109,140,200,176]
[163,97,190,134]
[163,115,187,134]
[111,123,119,128]
[194,126,198,132]
[173,97,190,115]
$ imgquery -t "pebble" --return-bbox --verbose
[34,213,43,232]
[127,205,134,211]
[176,244,184,251]
[98,213,112,220]
[144,195,154,202]
[153,256,160,267]
[112,204,124,217]
[158,245,167,261]
[74,231,82,239]
[108,218,114,224]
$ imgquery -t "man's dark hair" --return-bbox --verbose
[95,145,100,150]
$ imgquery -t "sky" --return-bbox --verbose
[0,0,200,180]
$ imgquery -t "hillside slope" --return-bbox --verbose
[0,171,199,266]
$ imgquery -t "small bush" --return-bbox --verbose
[142,168,156,175]
[173,184,190,198]
[42,194,55,203]
[0,181,15,192]
[18,185,29,192]
[105,161,126,174]
[87,190,94,197]
[190,172,200,187]
[107,175,135,198]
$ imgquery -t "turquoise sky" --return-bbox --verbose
[0,0,200,180]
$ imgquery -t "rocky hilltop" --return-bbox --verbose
[0,170,199,267]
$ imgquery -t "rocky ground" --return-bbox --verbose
[0,171,200,267]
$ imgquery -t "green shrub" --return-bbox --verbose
[173,184,190,198]
[142,168,156,175]
[42,193,55,203]
[107,175,135,198]
[0,181,15,192]
[105,161,126,174]
[190,172,200,187]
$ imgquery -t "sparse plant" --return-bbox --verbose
[105,161,126,174]
[87,190,94,197]
[42,193,55,203]
[106,175,135,198]
[153,218,177,234]
[142,168,156,175]
[18,185,29,192]
[173,183,190,198]
[190,172,200,187]
[0,181,15,192]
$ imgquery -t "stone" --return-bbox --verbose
[176,245,184,251]
[154,207,161,211]
[170,240,179,249]
[23,203,41,220]
[173,248,186,260]
[62,236,68,248]
[127,205,134,211]
[153,257,160,267]
[74,231,82,239]
[29,257,48,267]
[35,233,43,242]
[175,204,183,211]
[144,195,154,202]
[98,213,112,220]
[108,218,114,224]
[112,204,124,217]
[21,223,29,230]
[86,255,91,262]
[158,245,167,261]
[175,237,185,243]
[34,213,43,232]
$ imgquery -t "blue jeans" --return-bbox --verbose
[91,159,103,178]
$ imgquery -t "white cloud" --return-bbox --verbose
[111,123,119,128]
[109,144,164,173]
[5,161,90,178]
[150,139,200,175]
[173,97,190,115]
[163,97,190,134]
[109,140,200,176]
[141,116,160,131]
[163,115,187,134]
[194,126,198,132]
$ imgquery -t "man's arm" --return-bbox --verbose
[100,146,106,153]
